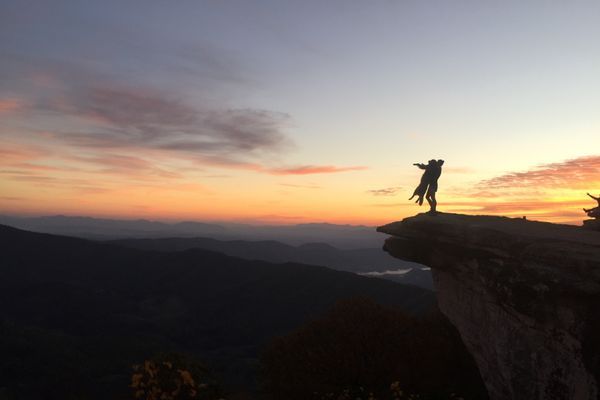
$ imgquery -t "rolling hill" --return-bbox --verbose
[107,236,420,273]
[0,224,434,398]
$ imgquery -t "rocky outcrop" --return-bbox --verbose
[378,213,600,400]
[584,219,600,232]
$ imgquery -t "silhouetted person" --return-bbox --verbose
[408,160,435,206]
[409,159,444,213]
[584,192,600,218]
[425,159,444,213]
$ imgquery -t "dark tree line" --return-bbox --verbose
[260,297,488,400]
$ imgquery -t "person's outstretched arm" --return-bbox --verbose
[413,163,427,170]
[587,193,599,201]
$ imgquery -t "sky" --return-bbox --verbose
[1,0,599,225]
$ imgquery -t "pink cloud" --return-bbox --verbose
[0,98,24,114]
[69,154,182,179]
[12,163,70,172]
[1,65,370,178]
[399,155,600,224]
[477,155,600,190]
[366,187,402,196]
[438,198,592,225]
[267,165,367,175]
[0,143,48,163]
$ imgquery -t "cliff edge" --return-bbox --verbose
[378,213,600,400]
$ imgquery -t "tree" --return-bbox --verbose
[261,297,487,400]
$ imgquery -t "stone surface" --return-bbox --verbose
[378,213,600,400]
[583,219,600,232]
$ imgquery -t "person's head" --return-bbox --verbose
[428,159,436,165]
[437,159,445,166]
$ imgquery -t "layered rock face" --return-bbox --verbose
[378,213,600,400]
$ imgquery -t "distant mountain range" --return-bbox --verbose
[0,214,384,248]
[0,214,432,289]
[108,236,415,271]
[0,224,435,398]
[109,236,433,290]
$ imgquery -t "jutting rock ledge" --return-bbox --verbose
[378,213,600,400]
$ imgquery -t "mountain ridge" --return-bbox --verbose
[107,236,421,274]
[0,223,434,397]
[0,215,382,248]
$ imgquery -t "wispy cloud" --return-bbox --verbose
[439,155,600,223]
[174,42,252,86]
[1,62,365,176]
[0,98,24,114]
[441,199,591,224]
[279,183,322,189]
[0,143,49,163]
[2,174,91,187]
[43,84,292,160]
[477,155,600,190]
[0,30,370,217]
[69,154,182,179]
[267,165,367,175]
[0,196,25,201]
[377,156,599,224]
[366,186,402,196]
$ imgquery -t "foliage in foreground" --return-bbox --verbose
[128,353,471,400]
[260,297,488,400]
[130,353,224,400]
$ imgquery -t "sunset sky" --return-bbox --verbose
[1,1,599,225]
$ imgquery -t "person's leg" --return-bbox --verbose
[426,193,437,213]
[425,192,437,213]
[425,183,437,213]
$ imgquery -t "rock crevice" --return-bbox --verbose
[378,213,600,400]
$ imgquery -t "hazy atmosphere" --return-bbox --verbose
[2,1,599,224]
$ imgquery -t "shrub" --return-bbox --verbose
[261,297,487,400]
[130,353,224,400]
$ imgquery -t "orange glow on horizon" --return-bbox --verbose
[1,126,598,226]
[1,177,597,226]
